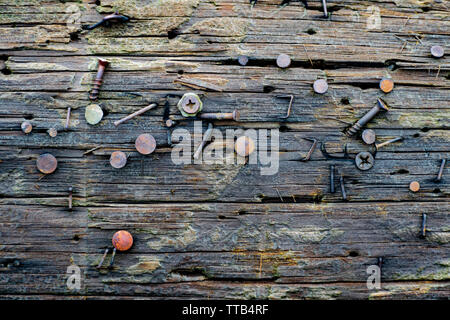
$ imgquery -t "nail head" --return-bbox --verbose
[362,129,376,145]
[135,134,156,155]
[235,136,255,157]
[379,78,394,93]
[238,55,249,66]
[276,54,291,68]
[47,128,58,138]
[409,181,420,192]
[430,45,444,58]
[110,151,127,169]
[313,79,328,94]
[112,230,133,251]
[36,153,58,174]
[21,121,32,134]
[85,104,104,125]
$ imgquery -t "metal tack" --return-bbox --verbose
[276,54,291,68]
[21,121,32,134]
[313,79,328,94]
[110,151,127,169]
[114,103,158,126]
[135,134,156,155]
[36,153,58,174]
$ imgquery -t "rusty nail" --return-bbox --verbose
[109,230,133,268]
[83,146,101,155]
[420,213,427,238]
[36,153,58,174]
[89,58,109,101]
[277,95,294,119]
[235,136,256,157]
[68,187,73,210]
[65,107,71,130]
[114,103,157,126]
[362,129,376,145]
[340,173,347,201]
[83,12,130,31]
[110,151,127,169]
[330,164,335,193]
[430,45,444,58]
[96,248,109,269]
[301,138,318,162]
[375,137,403,150]
[238,55,249,66]
[346,98,389,136]
[409,181,420,193]
[379,78,394,93]
[199,110,240,121]
[276,54,291,68]
[21,121,32,134]
[435,159,446,182]
[47,128,58,138]
[178,93,203,117]
[313,79,328,94]
[135,133,157,155]
[193,123,213,160]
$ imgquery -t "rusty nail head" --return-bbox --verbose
[238,55,249,66]
[36,153,58,174]
[110,151,127,169]
[355,151,374,171]
[112,230,133,251]
[135,134,156,155]
[21,121,32,134]
[48,128,58,138]
[165,119,175,127]
[430,45,444,58]
[276,54,291,68]
[235,136,255,157]
[362,129,376,145]
[409,181,420,192]
[313,79,328,94]
[178,93,203,117]
[379,78,394,93]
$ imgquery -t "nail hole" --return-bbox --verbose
[263,85,275,93]
[306,28,316,35]
[385,60,398,71]
[70,32,80,41]
[1,67,11,75]
[421,6,430,12]
[95,0,101,5]
[390,169,409,175]
[177,70,184,75]
[433,188,441,194]
[257,194,265,201]
[413,133,420,138]
[218,215,226,220]
[348,251,359,257]
[167,28,179,39]
[73,235,80,241]
[313,193,323,204]
[445,73,450,80]
[24,114,34,120]
[238,209,249,215]
[420,127,430,133]
[340,97,350,105]
[279,125,288,132]
[101,108,110,117]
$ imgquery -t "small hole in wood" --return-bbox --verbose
[348,251,359,257]
[73,235,80,241]
[263,85,275,93]
[390,169,409,175]
[433,188,441,194]
[340,97,350,105]
[413,133,420,138]
[420,127,430,132]
[178,70,184,75]
[218,215,226,220]
[70,32,80,41]
[279,125,288,132]
[24,114,34,120]
[306,28,316,35]
[167,28,179,39]
[95,0,101,5]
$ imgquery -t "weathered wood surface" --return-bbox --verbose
[0,0,449,299]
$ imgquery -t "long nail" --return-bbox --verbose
[277,95,294,119]
[96,248,109,269]
[375,137,403,150]
[198,110,240,121]
[420,213,427,238]
[68,187,73,210]
[65,107,71,130]
[436,159,446,182]
[330,165,335,193]
[340,173,347,200]
[113,103,158,126]
[301,138,318,161]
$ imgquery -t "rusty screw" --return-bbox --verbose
[430,45,444,58]
[36,153,58,174]
[199,110,240,121]
[135,134,156,155]
[276,54,291,68]
[21,121,32,134]
[355,151,375,171]
[361,129,376,145]
[114,103,158,126]
[89,58,109,101]
[409,181,420,193]
[178,93,203,117]
[68,187,73,210]
[110,151,127,169]
[313,79,328,94]
[346,98,389,136]
[379,78,394,93]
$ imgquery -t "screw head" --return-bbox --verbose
[238,55,249,66]
[36,153,58,174]
[112,230,133,251]
[235,136,255,157]
[135,134,156,155]
[409,181,420,192]
[177,93,202,117]
[110,151,127,169]
[276,54,291,68]
[313,79,328,94]
[362,129,376,145]
[47,128,58,138]
[85,104,104,125]
[430,45,444,58]
[21,121,32,134]
[355,151,375,171]
[379,78,394,93]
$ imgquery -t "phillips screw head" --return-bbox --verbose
[355,151,375,171]
[177,93,203,117]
